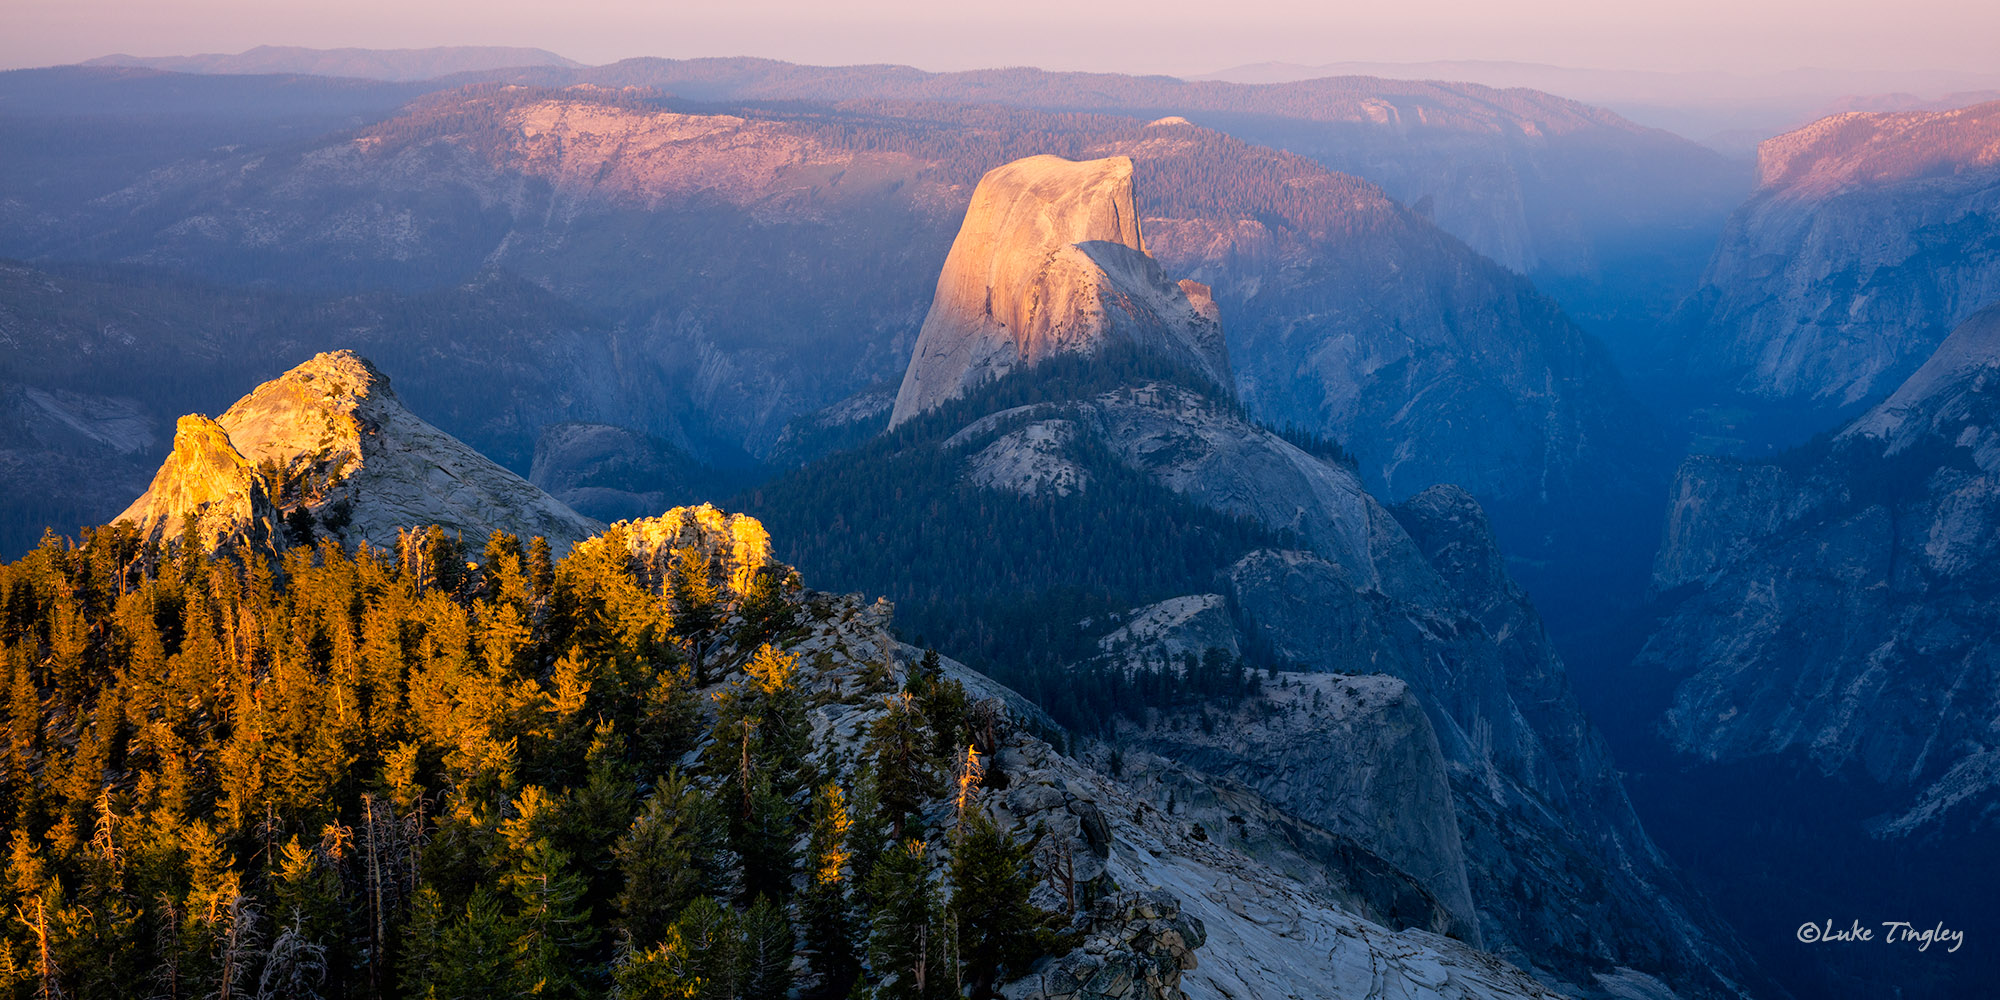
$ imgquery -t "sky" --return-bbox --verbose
[7,0,1999,77]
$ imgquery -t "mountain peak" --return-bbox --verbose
[117,351,601,552]
[214,349,387,468]
[888,154,1230,426]
[115,414,277,550]
[964,154,1146,255]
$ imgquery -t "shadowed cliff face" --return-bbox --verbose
[926,373,1757,996]
[1118,668,1480,942]
[1116,122,1664,511]
[117,351,602,553]
[1670,100,2000,411]
[1217,489,1749,998]
[1628,304,2000,998]
[1644,304,2000,826]
[891,155,1230,425]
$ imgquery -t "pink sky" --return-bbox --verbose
[6,0,1997,76]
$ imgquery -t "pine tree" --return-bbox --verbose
[397,885,448,998]
[866,839,953,1000]
[615,771,731,946]
[505,837,595,999]
[615,894,740,1000]
[271,835,342,965]
[739,894,795,1000]
[801,782,859,998]
[735,773,798,906]
[7,831,77,1000]
[531,647,597,781]
[733,565,799,648]
[744,645,813,798]
[177,818,241,992]
[429,889,514,1000]
[845,769,888,899]
[669,895,741,1000]
[950,744,985,840]
[478,532,532,680]
[71,789,143,999]
[950,812,1044,999]
[475,596,531,678]
[551,724,640,907]
[635,655,702,778]
[356,564,413,746]
[482,531,526,591]
[865,694,941,840]
[705,646,811,803]
[4,649,42,826]
[526,536,556,605]
[916,675,971,762]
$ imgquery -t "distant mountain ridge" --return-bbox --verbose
[1669,99,2000,413]
[84,44,579,81]
[104,52,1727,282]
[9,56,1744,383]
[1754,99,2000,195]
[37,50,1748,285]
[0,84,1661,574]
[501,56,1744,279]
[1195,59,2000,148]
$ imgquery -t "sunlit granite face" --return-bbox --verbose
[891,154,1229,425]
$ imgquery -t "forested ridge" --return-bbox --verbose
[0,512,1065,999]
[743,351,1274,733]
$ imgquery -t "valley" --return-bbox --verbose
[1,44,1996,1000]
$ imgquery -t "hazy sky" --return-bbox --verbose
[7,0,1998,76]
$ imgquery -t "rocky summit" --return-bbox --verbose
[118,413,277,552]
[890,155,1230,425]
[116,350,602,552]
